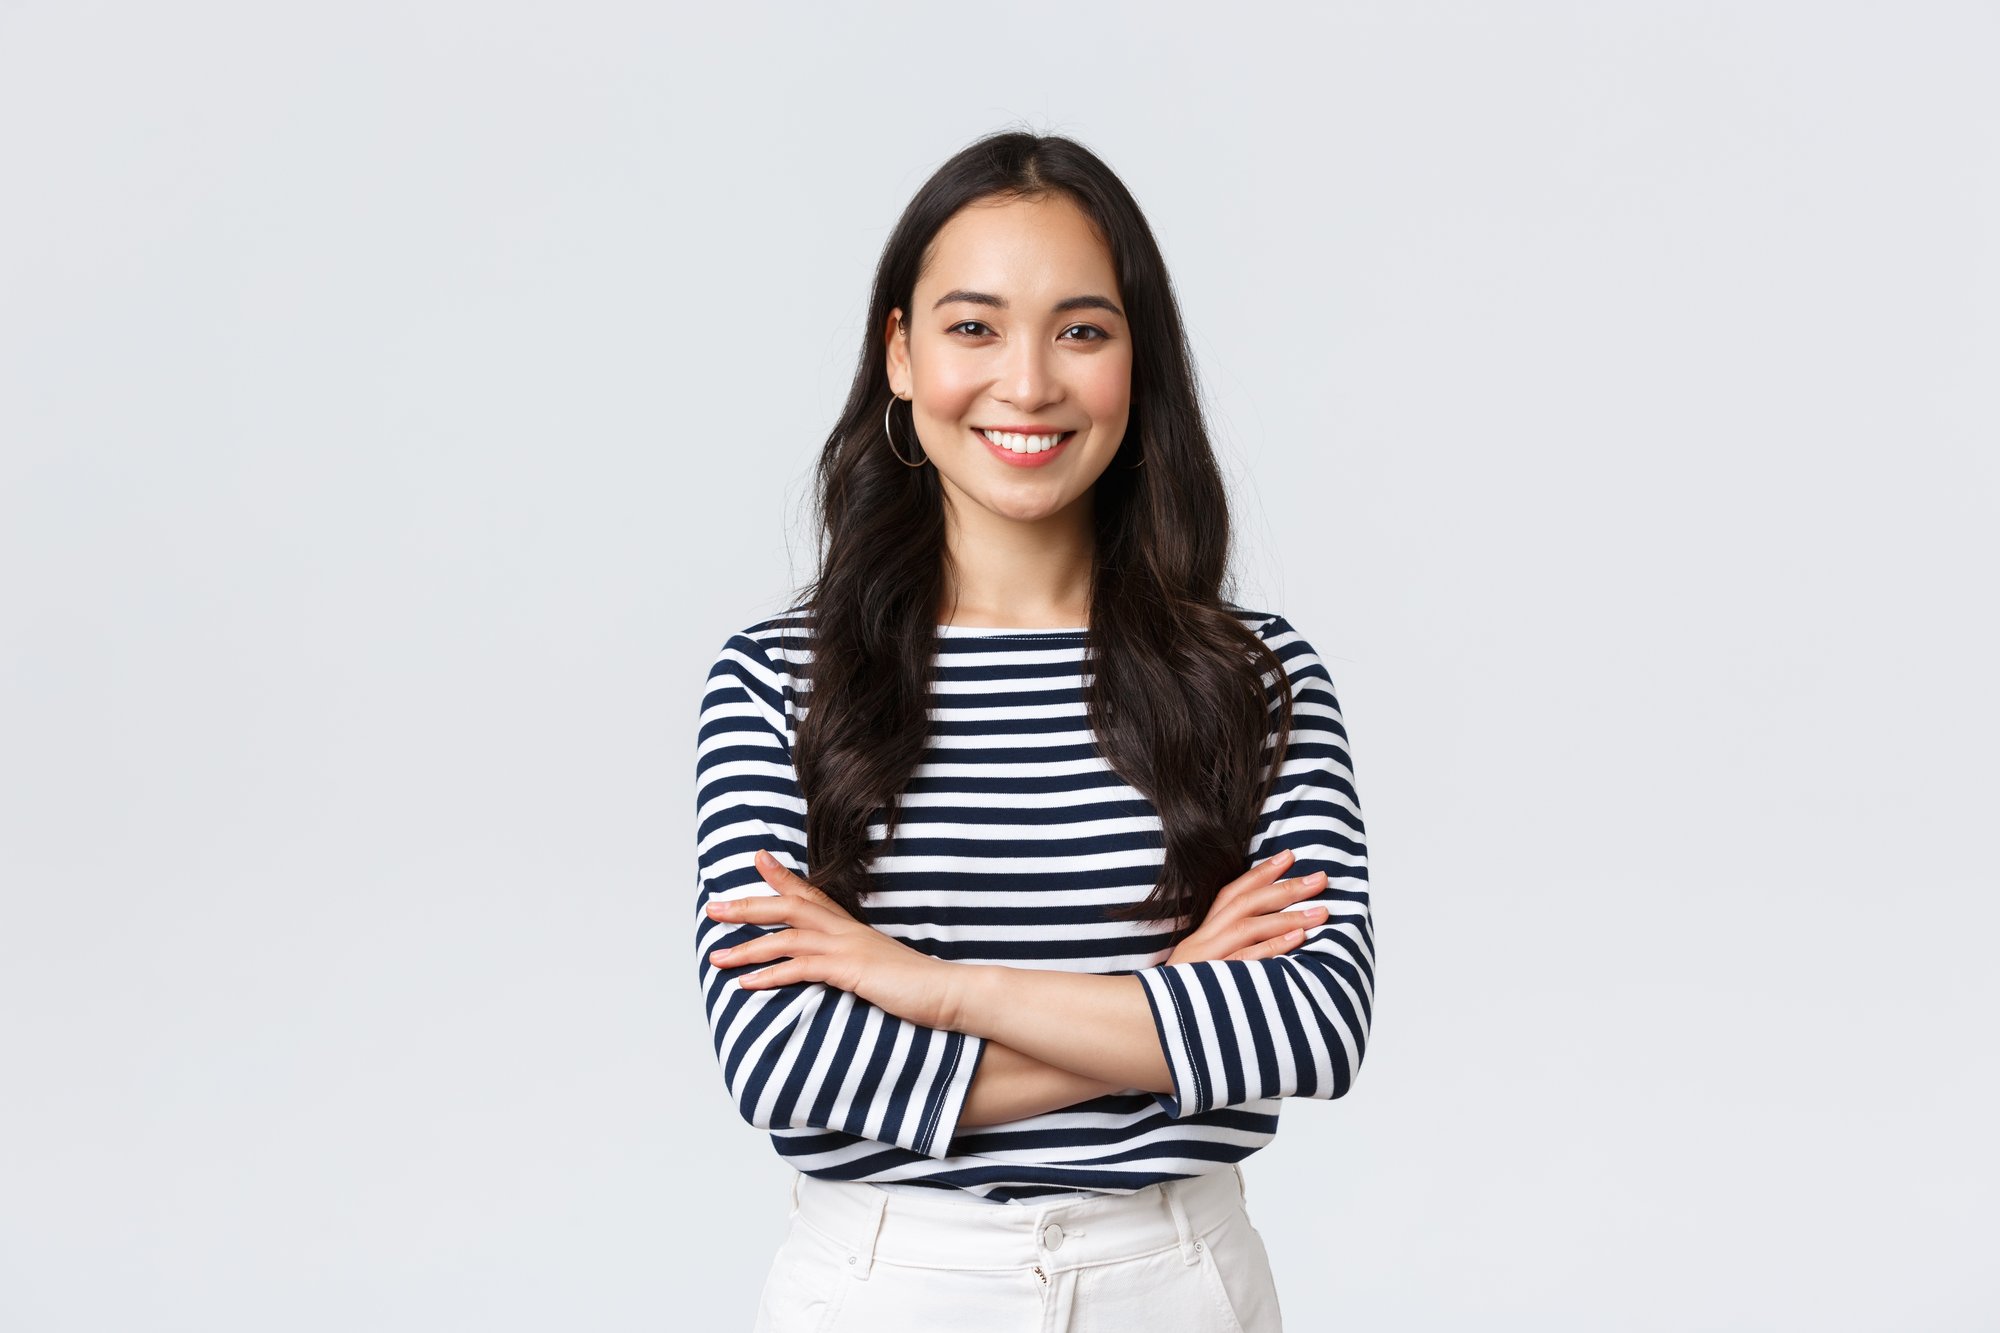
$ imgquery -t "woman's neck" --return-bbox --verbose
[940,504,1094,630]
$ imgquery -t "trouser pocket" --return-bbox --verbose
[751,1218,849,1333]
[1194,1210,1285,1333]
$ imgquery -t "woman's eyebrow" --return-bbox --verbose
[931,289,1125,318]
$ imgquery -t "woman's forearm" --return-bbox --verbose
[957,1040,1128,1128]
[946,966,1174,1094]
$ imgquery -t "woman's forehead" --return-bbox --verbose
[916,196,1119,302]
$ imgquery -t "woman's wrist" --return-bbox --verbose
[938,962,1172,1093]
[957,1039,1126,1128]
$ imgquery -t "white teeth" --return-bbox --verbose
[978,428,1070,453]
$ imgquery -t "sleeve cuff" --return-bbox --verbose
[1136,965,1208,1118]
[912,1031,987,1159]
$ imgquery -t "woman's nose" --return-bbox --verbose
[997,339,1060,408]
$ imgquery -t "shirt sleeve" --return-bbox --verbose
[1133,614,1376,1118]
[694,628,986,1159]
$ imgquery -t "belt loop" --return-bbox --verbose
[789,1171,802,1217]
[1163,1179,1200,1265]
[1232,1162,1247,1202]
[848,1186,887,1280]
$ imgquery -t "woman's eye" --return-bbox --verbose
[946,321,1108,342]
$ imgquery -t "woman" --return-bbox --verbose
[694,129,1374,1333]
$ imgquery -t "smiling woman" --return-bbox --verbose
[694,129,1374,1333]
[886,192,1136,502]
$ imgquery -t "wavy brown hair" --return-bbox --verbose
[787,129,1294,938]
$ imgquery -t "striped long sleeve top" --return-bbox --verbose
[693,604,1374,1203]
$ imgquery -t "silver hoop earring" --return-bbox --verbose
[884,395,928,468]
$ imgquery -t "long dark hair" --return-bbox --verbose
[789,129,1293,936]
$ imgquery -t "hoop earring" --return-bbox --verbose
[1125,448,1145,469]
[884,395,928,468]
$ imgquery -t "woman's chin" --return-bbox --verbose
[975,485,1086,524]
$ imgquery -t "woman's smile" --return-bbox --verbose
[975,426,1075,467]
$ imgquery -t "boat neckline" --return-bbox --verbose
[934,623,1089,636]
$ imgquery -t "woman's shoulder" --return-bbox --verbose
[701,609,815,734]
[708,606,815,669]
[1219,598,1300,644]
[1219,601,1338,706]
[701,608,815,735]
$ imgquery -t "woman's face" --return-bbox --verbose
[884,193,1134,525]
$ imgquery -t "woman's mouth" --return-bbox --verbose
[975,427,1074,468]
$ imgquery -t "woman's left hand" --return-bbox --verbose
[705,850,962,1031]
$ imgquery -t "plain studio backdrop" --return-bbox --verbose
[2,3,1994,1330]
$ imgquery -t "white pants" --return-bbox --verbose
[750,1165,1284,1332]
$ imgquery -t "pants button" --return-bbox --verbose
[1041,1222,1065,1251]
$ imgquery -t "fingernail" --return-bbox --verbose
[1285,929,1304,941]
[755,850,772,867]
[1307,871,1327,886]
[1278,849,1294,864]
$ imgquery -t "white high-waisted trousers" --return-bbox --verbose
[750,1164,1283,1332]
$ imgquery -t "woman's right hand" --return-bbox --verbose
[1165,850,1329,965]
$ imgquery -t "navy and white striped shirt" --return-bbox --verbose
[694,604,1374,1203]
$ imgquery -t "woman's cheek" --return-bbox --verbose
[1080,352,1134,424]
[924,369,983,419]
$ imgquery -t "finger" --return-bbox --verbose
[1209,848,1297,915]
[1287,903,1330,929]
[710,928,821,971]
[1226,928,1306,961]
[754,849,811,891]
[755,851,845,910]
[736,957,816,990]
[1225,905,1328,955]
[705,893,803,927]
[1251,870,1329,915]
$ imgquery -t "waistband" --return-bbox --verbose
[788,1166,1248,1278]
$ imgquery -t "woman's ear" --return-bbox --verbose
[883,307,910,399]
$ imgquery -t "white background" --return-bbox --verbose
[3,2,1994,1329]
